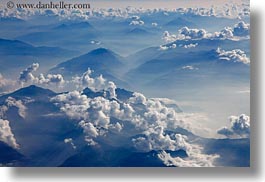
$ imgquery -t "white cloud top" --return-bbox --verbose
[216,47,250,64]
[162,21,250,45]
[19,63,65,87]
[50,68,219,166]
[217,114,250,138]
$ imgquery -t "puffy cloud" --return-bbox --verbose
[162,31,177,43]
[74,68,98,89]
[37,74,65,86]
[132,126,189,152]
[18,63,65,87]
[177,5,249,19]
[131,124,218,167]
[88,97,114,128]
[79,121,99,138]
[158,144,219,167]
[84,137,97,146]
[0,96,28,119]
[230,114,250,136]
[109,122,123,132]
[107,81,117,99]
[128,92,146,105]
[179,27,208,39]
[130,20,144,26]
[51,89,122,145]
[180,43,198,49]
[51,90,90,120]
[19,63,39,85]
[214,21,250,39]
[51,69,218,166]
[5,97,27,118]
[233,21,250,37]
[159,45,169,51]
[214,27,234,39]
[159,43,177,51]
[217,114,250,138]
[162,28,210,43]
[163,21,250,44]
[52,89,218,166]
[64,138,76,149]
[122,103,134,118]
[0,119,19,149]
[216,47,250,64]
[73,68,117,99]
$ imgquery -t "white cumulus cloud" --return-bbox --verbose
[5,97,27,118]
[179,27,209,39]
[51,69,218,166]
[158,144,219,167]
[0,119,19,149]
[19,63,39,85]
[216,47,250,64]
[233,21,250,37]
[19,63,65,87]
[73,68,117,99]
[217,114,250,138]
[130,20,144,26]
[163,21,250,44]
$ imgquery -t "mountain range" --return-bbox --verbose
[16,22,98,52]
[50,48,129,87]
[0,38,79,74]
[0,85,250,167]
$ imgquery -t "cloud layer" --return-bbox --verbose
[51,68,219,166]
[162,21,250,45]
[1,2,249,21]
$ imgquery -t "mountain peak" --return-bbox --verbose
[72,22,92,28]
[90,48,112,55]
[166,17,195,27]
[128,28,148,35]
[8,85,55,98]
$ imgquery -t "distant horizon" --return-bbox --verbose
[0,0,248,9]
[89,0,246,9]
